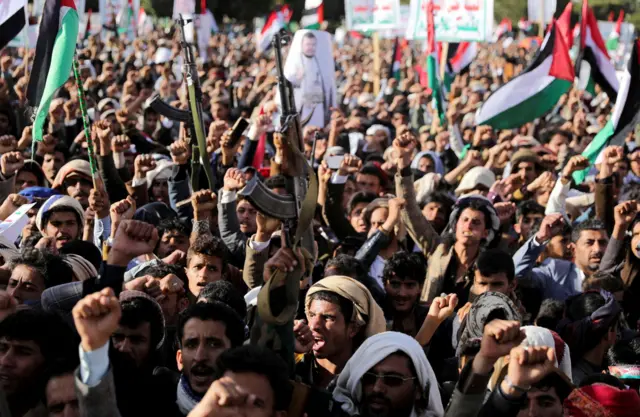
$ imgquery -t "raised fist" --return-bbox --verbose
[170,141,191,166]
[0,151,24,177]
[111,135,131,153]
[110,220,159,263]
[223,168,246,192]
[337,154,362,176]
[134,154,156,180]
[73,288,122,352]
[89,188,110,220]
[0,135,17,154]
[109,196,136,237]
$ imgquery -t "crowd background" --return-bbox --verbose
[0,4,639,417]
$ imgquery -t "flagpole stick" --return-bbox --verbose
[71,56,102,191]
[439,41,448,80]
[539,0,545,38]
[373,32,381,96]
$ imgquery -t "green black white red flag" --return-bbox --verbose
[475,22,574,129]
[574,38,640,184]
[26,0,79,141]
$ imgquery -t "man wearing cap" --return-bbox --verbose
[52,160,93,209]
[510,148,544,188]
[36,195,85,249]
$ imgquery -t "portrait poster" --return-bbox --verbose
[283,30,337,128]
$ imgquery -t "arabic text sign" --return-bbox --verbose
[345,0,402,31]
[405,0,494,42]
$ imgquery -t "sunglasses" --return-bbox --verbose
[362,372,417,388]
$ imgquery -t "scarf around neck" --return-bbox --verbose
[176,375,204,415]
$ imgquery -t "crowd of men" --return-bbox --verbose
[0,17,639,417]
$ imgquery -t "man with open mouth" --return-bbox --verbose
[35,195,85,250]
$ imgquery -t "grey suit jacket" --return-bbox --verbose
[75,367,122,417]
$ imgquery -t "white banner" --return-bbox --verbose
[345,0,402,31]
[381,5,410,38]
[405,0,494,42]
[0,203,35,243]
[527,0,556,24]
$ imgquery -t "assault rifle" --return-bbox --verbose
[149,15,214,191]
[239,30,317,253]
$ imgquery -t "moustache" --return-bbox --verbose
[363,393,391,408]
[190,363,215,376]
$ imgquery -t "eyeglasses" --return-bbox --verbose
[361,372,417,387]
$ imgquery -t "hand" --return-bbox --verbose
[473,319,525,375]
[94,119,112,141]
[294,319,313,354]
[473,125,493,147]
[157,274,185,301]
[535,213,564,243]
[191,189,217,221]
[614,200,640,229]
[393,131,417,170]
[139,88,153,101]
[17,126,32,150]
[35,236,58,254]
[502,346,556,393]
[383,197,406,231]
[223,168,246,192]
[124,275,162,298]
[111,135,131,153]
[0,193,28,220]
[72,288,122,352]
[330,115,345,135]
[0,151,24,177]
[263,247,303,284]
[38,133,57,154]
[318,161,333,185]
[494,202,516,226]
[170,140,191,165]
[561,155,590,182]
[337,154,362,176]
[89,188,110,220]
[109,196,136,237]
[253,114,272,135]
[599,146,624,179]
[134,154,156,180]
[256,212,280,240]
[109,220,160,266]
[0,135,17,154]
[463,150,483,168]
[63,100,78,119]
[162,249,186,265]
[0,290,17,322]
[526,172,555,193]
[187,376,257,417]
[427,294,458,323]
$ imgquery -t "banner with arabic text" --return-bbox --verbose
[405,0,494,42]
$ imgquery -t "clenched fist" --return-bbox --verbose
[73,288,122,352]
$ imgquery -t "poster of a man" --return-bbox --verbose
[284,30,336,128]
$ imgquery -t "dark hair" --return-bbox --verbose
[476,249,515,282]
[516,200,545,221]
[187,234,228,270]
[264,174,286,191]
[419,191,454,214]
[212,345,292,411]
[607,337,640,366]
[59,240,102,271]
[544,129,573,145]
[532,372,573,401]
[565,291,619,353]
[571,218,607,243]
[325,255,366,282]
[358,164,386,187]
[455,198,494,233]
[143,262,188,285]
[120,297,164,349]
[177,302,245,348]
[197,281,247,320]
[308,290,354,324]
[158,218,192,239]
[46,143,70,161]
[347,191,377,216]
[620,183,640,203]
[0,309,77,364]
[42,206,82,230]
[535,299,565,330]
[382,251,427,286]
[583,272,624,294]
[9,249,71,289]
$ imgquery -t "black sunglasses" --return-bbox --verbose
[362,372,417,388]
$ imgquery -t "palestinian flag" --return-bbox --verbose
[390,37,402,81]
[301,0,323,30]
[425,0,444,124]
[138,7,152,36]
[518,18,533,33]
[0,0,28,50]
[577,1,619,101]
[257,5,292,53]
[448,42,477,75]
[556,2,574,48]
[475,22,574,129]
[606,10,624,52]
[574,39,640,184]
[116,0,135,39]
[494,18,512,41]
[82,8,91,40]
[26,0,79,141]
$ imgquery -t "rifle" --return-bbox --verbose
[239,30,318,253]
[149,15,214,192]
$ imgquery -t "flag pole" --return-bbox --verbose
[539,0,545,38]
[439,42,448,80]
[71,56,102,191]
[373,32,381,96]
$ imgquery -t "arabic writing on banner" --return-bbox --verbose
[381,5,410,39]
[405,0,494,42]
[345,0,402,31]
